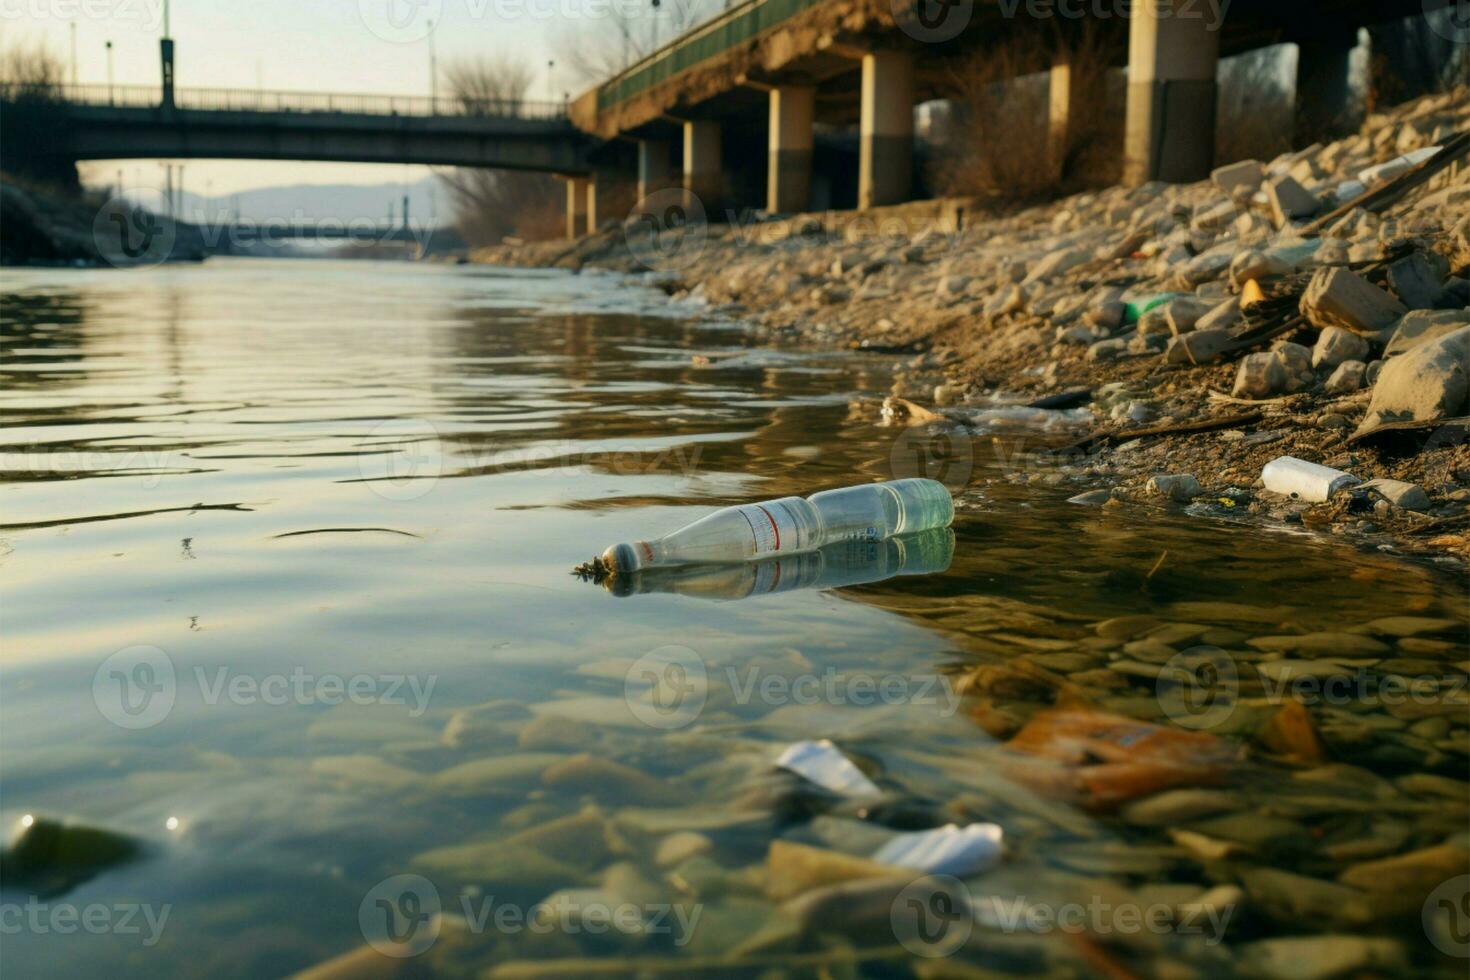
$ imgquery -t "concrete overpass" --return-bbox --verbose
[2,83,594,176]
[561,0,1449,231]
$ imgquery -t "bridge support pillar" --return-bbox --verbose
[1123,0,1219,185]
[1295,30,1358,145]
[858,50,914,210]
[767,85,814,214]
[637,139,675,206]
[683,121,721,213]
[1047,59,1083,184]
[566,176,589,239]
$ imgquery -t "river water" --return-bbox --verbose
[2,259,1466,978]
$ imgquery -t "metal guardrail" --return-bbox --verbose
[0,82,569,119]
[596,0,826,110]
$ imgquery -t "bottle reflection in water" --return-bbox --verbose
[606,527,955,601]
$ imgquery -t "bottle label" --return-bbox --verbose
[736,501,804,557]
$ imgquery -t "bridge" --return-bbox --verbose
[200,219,467,258]
[2,82,593,177]
[560,0,1454,230]
[1,0,1450,244]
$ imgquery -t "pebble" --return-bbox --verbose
[542,753,681,803]
[1240,868,1375,928]
[1067,488,1114,506]
[1247,632,1390,656]
[1120,789,1241,826]
[1359,616,1462,637]
[1147,473,1203,501]
[1241,935,1406,980]
[1338,841,1470,913]
[763,840,902,901]
[656,831,715,868]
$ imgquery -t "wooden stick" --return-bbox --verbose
[1301,132,1470,235]
[1050,410,1265,455]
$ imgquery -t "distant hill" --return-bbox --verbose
[179,175,448,226]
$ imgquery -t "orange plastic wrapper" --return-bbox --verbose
[1000,709,1243,810]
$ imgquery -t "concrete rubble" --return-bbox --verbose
[473,87,1470,562]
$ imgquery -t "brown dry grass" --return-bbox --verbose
[1214,47,1293,166]
[930,25,1118,204]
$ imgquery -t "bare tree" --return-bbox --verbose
[0,38,64,101]
[436,54,563,245]
[442,55,535,114]
[554,0,726,88]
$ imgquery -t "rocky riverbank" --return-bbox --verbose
[473,89,1470,567]
[0,176,207,266]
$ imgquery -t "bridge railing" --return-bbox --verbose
[0,83,568,119]
[596,0,825,110]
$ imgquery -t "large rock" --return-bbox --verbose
[1354,326,1470,438]
[1386,251,1448,309]
[1300,268,1408,339]
[1165,297,1214,335]
[1197,297,1242,332]
[1088,338,1130,362]
[1230,249,1293,288]
[1311,326,1370,369]
[1233,352,1288,398]
[1323,360,1366,394]
[1274,342,1315,391]
[1212,159,1264,194]
[1267,175,1321,226]
[1022,247,1088,285]
[1357,478,1430,511]
[1164,328,1233,365]
[1383,308,1470,358]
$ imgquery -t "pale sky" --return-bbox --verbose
[7,0,654,194]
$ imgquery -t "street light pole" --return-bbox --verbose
[427,21,437,113]
[106,41,114,104]
[546,59,555,104]
[69,21,77,87]
[160,0,175,108]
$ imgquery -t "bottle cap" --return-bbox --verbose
[601,542,644,575]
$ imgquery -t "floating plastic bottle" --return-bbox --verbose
[605,527,955,599]
[601,478,954,574]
